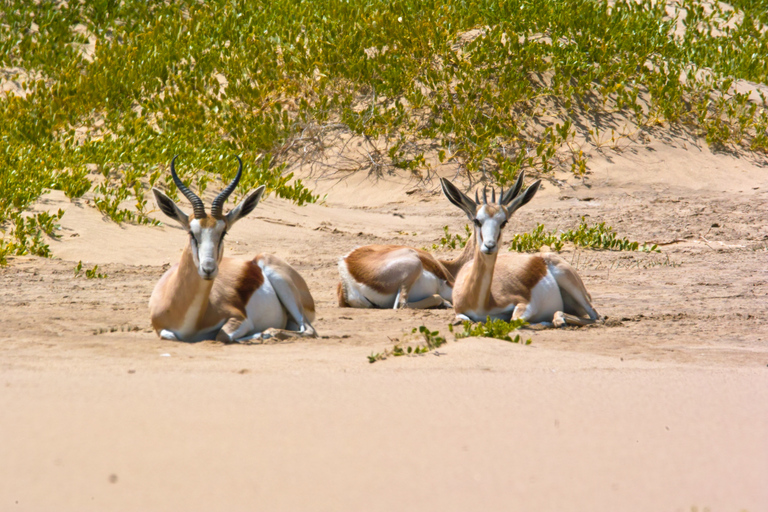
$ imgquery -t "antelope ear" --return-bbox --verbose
[226,185,265,226]
[505,180,541,217]
[440,178,477,220]
[500,171,526,206]
[153,188,189,229]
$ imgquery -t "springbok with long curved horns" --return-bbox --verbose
[336,174,535,310]
[149,156,317,342]
[440,173,600,327]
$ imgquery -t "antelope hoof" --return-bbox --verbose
[159,329,180,341]
[216,330,236,344]
[553,311,567,328]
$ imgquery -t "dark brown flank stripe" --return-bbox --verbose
[520,256,548,294]
[234,260,265,311]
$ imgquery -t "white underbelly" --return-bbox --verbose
[525,269,564,323]
[407,270,444,301]
[344,269,445,308]
[345,281,397,308]
[244,277,288,332]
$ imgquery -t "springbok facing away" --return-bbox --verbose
[149,156,316,343]
[440,173,600,327]
[337,242,473,309]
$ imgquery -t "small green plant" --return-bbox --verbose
[74,260,106,279]
[367,326,447,363]
[450,317,531,344]
[508,224,565,252]
[509,217,659,253]
[86,264,107,279]
[432,225,472,250]
[367,351,388,364]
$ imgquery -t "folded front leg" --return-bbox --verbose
[216,316,250,343]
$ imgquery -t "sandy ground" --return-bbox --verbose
[1,132,767,511]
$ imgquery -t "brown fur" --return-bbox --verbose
[344,245,453,295]
[416,251,454,286]
[503,255,548,299]
[196,216,219,228]
[337,282,350,307]
[344,245,399,294]
[234,260,265,311]
[438,233,476,281]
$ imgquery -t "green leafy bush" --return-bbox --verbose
[509,217,659,252]
[1,0,766,263]
[432,224,472,250]
[450,317,531,344]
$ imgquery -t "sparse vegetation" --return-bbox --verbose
[367,325,447,363]
[2,0,766,263]
[74,260,107,279]
[509,217,659,253]
[450,317,531,344]
[432,224,472,251]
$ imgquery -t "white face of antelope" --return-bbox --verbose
[188,216,228,280]
[473,204,509,255]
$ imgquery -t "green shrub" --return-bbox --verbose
[1,0,765,263]
[450,317,531,344]
[509,217,659,253]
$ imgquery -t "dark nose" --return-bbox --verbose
[484,241,497,251]
[201,259,216,276]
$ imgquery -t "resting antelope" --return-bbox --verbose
[337,242,473,309]
[440,174,600,327]
[149,156,317,342]
[336,181,531,309]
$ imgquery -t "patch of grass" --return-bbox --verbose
[1,0,766,264]
[450,317,531,344]
[74,260,107,279]
[431,224,472,251]
[0,209,65,263]
[509,217,659,253]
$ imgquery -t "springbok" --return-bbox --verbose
[336,242,474,309]
[149,156,317,342]
[440,173,600,327]
[335,181,536,309]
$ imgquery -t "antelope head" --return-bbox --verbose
[440,172,541,255]
[152,155,265,280]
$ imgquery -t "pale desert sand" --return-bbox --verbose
[1,130,767,512]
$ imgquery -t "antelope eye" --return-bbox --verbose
[501,220,508,228]
[473,219,481,227]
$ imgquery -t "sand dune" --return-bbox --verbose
[1,135,767,511]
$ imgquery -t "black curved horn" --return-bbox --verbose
[210,156,243,219]
[482,186,488,204]
[498,186,504,205]
[491,187,496,203]
[171,155,206,219]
